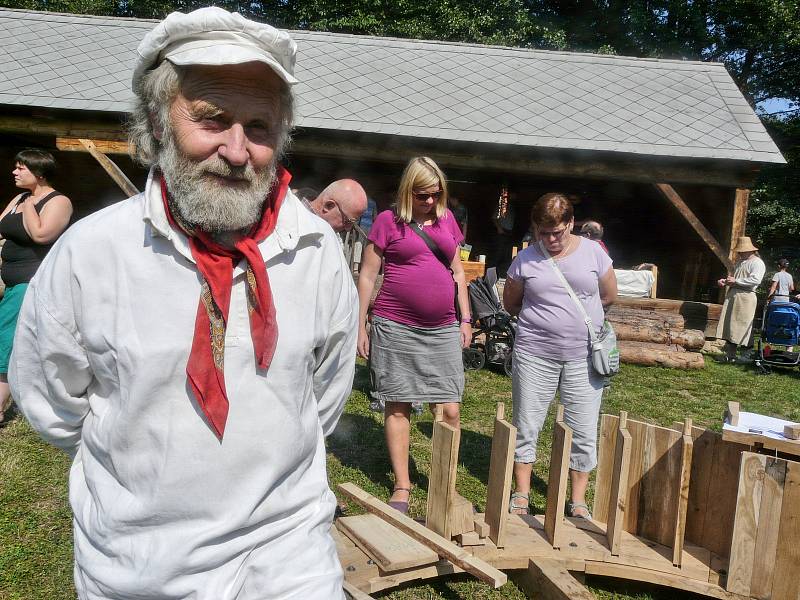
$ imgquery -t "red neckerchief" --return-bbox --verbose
[159,166,291,439]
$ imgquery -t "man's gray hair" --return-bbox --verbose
[580,220,604,240]
[127,61,294,166]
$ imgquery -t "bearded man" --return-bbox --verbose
[10,8,356,600]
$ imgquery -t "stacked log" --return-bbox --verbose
[606,304,706,369]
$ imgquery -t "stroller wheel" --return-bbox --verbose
[463,347,486,371]
[503,353,513,376]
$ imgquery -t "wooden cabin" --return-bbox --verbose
[0,8,785,300]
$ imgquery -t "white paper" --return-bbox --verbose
[723,411,796,441]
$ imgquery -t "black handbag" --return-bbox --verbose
[407,221,462,322]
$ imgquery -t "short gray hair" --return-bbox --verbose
[127,61,294,166]
[580,220,604,240]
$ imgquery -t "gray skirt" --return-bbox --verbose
[369,315,464,403]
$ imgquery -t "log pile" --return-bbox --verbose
[607,304,707,369]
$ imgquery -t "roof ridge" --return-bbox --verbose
[0,7,158,24]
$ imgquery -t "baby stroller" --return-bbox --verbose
[463,267,516,375]
[754,301,800,374]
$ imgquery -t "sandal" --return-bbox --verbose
[388,487,412,514]
[566,501,592,520]
[509,492,530,515]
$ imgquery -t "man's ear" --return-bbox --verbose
[150,112,164,141]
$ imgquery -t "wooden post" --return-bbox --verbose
[79,138,139,197]
[672,418,694,567]
[485,403,516,548]
[605,411,631,556]
[426,419,460,539]
[729,189,750,265]
[727,452,768,595]
[654,183,733,272]
[726,401,740,426]
[544,405,573,549]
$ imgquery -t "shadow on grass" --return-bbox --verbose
[353,362,371,395]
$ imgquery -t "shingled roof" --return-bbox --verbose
[0,8,785,164]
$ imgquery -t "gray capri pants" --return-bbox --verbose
[512,349,605,472]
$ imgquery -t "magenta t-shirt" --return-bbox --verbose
[508,238,613,361]
[369,209,464,327]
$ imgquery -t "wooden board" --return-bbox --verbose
[338,483,507,588]
[593,414,619,523]
[513,558,595,600]
[426,420,460,539]
[336,514,439,572]
[749,457,786,599]
[544,406,572,549]
[727,452,767,595]
[722,427,800,457]
[462,260,486,283]
[606,417,632,556]
[343,580,376,600]
[449,493,475,537]
[772,460,800,600]
[672,426,694,567]
[485,403,516,548]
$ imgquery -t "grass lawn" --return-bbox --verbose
[2,357,799,599]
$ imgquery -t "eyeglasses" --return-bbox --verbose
[537,226,569,240]
[333,200,358,228]
[412,191,442,201]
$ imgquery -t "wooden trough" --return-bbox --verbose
[338,404,800,599]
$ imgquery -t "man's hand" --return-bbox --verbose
[725,276,736,286]
[717,278,726,288]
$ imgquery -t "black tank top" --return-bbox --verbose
[0,191,62,286]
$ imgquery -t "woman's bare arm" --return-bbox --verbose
[599,266,618,308]
[21,194,73,244]
[503,276,524,317]
[356,242,382,359]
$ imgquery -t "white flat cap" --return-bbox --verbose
[132,7,297,92]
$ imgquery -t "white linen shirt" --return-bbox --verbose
[9,169,357,600]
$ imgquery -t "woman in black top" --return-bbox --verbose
[0,149,72,422]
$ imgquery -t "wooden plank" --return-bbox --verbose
[635,420,683,546]
[513,558,595,600]
[338,483,507,588]
[485,402,516,548]
[336,514,439,572]
[584,562,745,599]
[544,405,573,549]
[727,452,767,595]
[606,412,632,556]
[455,531,483,546]
[56,137,131,154]
[343,580,376,600]
[623,419,648,534]
[721,428,800,457]
[672,419,694,567]
[425,420,460,539]
[702,434,749,558]
[78,138,139,197]
[729,189,750,265]
[593,414,619,523]
[654,183,733,271]
[449,493,475,537]
[749,457,786,599]
[726,401,740,426]
[772,460,800,600]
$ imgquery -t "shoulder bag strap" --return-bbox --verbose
[538,239,598,344]
[408,221,453,273]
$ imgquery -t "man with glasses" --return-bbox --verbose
[304,179,368,233]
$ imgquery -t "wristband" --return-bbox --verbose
[460,316,472,324]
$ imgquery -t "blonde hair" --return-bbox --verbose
[395,156,448,223]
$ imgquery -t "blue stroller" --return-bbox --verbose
[754,301,800,373]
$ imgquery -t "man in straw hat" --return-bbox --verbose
[10,8,357,599]
[716,236,766,362]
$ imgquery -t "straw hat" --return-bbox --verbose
[733,236,758,253]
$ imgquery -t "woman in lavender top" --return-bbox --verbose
[357,157,472,514]
[503,193,617,518]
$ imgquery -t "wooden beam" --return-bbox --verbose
[78,139,139,197]
[0,115,125,140]
[426,420,460,539]
[291,136,761,188]
[513,559,595,600]
[727,452,767,595]
[729,189,750,264]
[343,580,376,600]
[654,183,733,272]
[606,411,632,556]
[672,418,694,567]
[748,457,786,598]
[772,460,800,599]
[337,483,508,588]
[485,402,516,548]
[336,514,439,571]
[545,405,573,549]
[57,137,131,154]
[725,401,740,426]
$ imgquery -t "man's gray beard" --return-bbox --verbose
[158,134,277,234]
